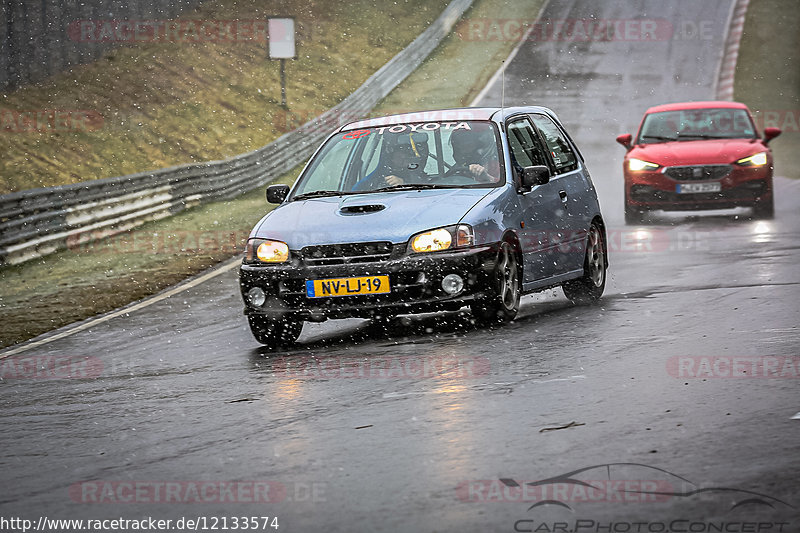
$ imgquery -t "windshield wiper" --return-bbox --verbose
[371,183,458,192]
[641,134,677,142]
[291,190,356,201]
[676,133,739,140]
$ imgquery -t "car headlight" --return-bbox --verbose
[409,224,474,253]
[245,239,289,263]
[628,158,660,171]
[736,152,768,167]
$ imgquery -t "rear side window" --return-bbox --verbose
[530,114,578,174]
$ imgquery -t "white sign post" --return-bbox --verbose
[268,18,296,109]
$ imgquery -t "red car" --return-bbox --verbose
[616,101,781,224]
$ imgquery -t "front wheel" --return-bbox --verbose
[625,200,646,225]
[247,315,303,347]
[752,195,774,219]
[471,241,521,324]
[563,222,606,305]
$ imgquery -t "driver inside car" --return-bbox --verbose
[351,132,430,191]
[446,126,500,183]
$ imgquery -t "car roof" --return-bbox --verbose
[645,101,750,114]
[340,106,560,131]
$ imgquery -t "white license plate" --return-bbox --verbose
[676,182,721,194]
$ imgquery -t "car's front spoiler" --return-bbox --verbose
[627,179,771,210]
[239,244,501,320]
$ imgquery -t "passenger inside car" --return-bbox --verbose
[445,126,500,183]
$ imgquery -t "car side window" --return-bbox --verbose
[529,114,578,174]
[507,119,549,172]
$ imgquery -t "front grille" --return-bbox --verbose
[664,165,732,181]
[299,242,395,266]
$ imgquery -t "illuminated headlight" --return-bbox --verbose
[245,239,289,263]
[628,158,660,171]
[736,152,768,167]
[409,224,474,254]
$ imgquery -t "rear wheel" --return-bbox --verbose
[247,315,303,347]
[752,195,774,219]
[563,222,606,305]
[471,241,521,323]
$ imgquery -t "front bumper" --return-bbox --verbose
[625,165,772,211]
[239,243,501,320]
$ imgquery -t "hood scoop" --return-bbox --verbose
[339,204,386,215]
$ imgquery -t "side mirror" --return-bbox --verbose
[266,184,290,204]
[520,165,551,191]
[616,133,633,150]
[763,127,781,144]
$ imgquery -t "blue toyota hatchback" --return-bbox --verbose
[240,107,607,346]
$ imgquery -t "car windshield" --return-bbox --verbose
[290,120,504,199]
[637,108,758,143]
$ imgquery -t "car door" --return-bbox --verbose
[506,117,563,284]
[528,113,593,275]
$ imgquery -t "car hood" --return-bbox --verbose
[251,188,492,248]
[629,138,765,166]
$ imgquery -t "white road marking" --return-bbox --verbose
[0,258,241,359]
[469,0,551,107]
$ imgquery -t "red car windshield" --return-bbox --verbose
[637,108,758,143]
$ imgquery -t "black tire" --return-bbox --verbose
[563,222,607,305]
[471,241,521,323]
[752,195,774,219]
[247,315,303,347]
[624,200,646,225]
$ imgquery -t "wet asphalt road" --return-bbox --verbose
[2,0,799,531]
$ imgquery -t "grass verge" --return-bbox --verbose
[0,0,543,349]
[734,0,800,179]
[0,0,448,194]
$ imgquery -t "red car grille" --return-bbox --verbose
[663,165,732,181]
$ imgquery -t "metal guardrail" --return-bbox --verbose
[0,0,473,266]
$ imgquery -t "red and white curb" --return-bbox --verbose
[715,0,750,101]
